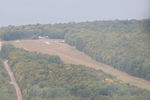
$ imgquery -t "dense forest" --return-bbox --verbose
[65,20,150,81]
[1,44,150,100]
[0,59,17,100]
[0,19,150,81]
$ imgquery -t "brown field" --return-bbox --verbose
[4,39,150,90]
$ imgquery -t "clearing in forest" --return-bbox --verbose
[4,39,150,91]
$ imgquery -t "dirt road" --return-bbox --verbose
[6,39,150,90]
[1,41,23,100]
[3,60,23,100]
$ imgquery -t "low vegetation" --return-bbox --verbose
[1,44,150,100]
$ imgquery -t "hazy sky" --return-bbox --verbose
[0,0,150,26]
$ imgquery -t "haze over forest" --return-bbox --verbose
[0,0,150,26]
[0,0,150,100]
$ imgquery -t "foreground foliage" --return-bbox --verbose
[1,44,150,100]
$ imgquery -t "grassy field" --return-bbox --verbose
[4,39,150,91]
